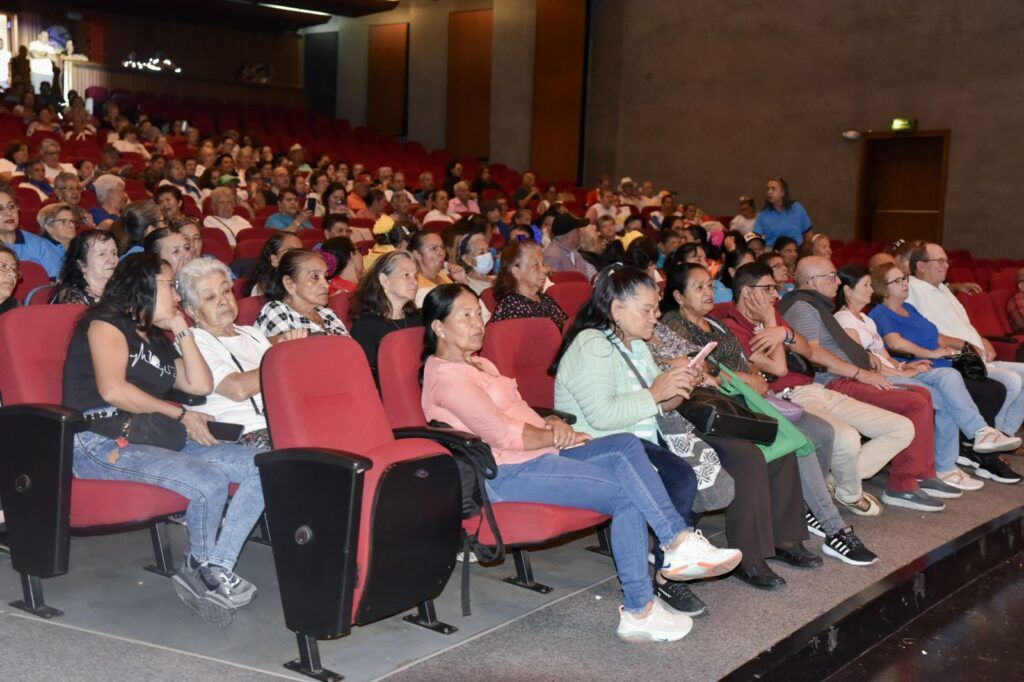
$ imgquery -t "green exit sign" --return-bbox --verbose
[891,117,917,131]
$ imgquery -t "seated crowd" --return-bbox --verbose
[2,93,1024,646]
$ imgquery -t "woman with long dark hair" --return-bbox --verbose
[554,265,814,590]
[421,283,740,641]
[63,254,264,624]
[245,232,302,297]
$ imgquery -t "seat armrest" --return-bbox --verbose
[533,407,577,425]
[164,388,207,406]
[393,425,488,451]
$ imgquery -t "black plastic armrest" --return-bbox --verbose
[164,388,207,406]
[985,335,1020,345]
[0,403,81,425]
[255,447,373,473]
[532,407,577,425]
[393,425,488,451]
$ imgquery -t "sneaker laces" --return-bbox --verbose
[839,527,864,550]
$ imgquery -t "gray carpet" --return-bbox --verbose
[0,611,283,681]
[385,475,1024,681]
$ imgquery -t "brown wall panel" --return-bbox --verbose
[367,23,409,136]
[530,0,586,183]
[446,10,492,159]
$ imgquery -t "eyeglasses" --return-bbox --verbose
[0,261,20,278]
[886,274,910,285]
[52,217,75,225]
[0,203,19,214]
[809,272,837,282]
[920,258,949,266]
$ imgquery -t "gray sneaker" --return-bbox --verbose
[917,477,963,499]
[202,563,258,607]
[172,555,237,627]
[881,488,945,512]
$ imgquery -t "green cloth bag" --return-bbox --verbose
[718,365,814,462]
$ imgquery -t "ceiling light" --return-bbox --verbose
[257,3,331,16]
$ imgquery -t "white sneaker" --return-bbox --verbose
[939,468,984,491]
[616,600,694,643]
[973,428,1022,454]
[660,529,742,581]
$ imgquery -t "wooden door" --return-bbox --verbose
[367,23,409,136]
[856,131,950,244]
[446,10,492,159]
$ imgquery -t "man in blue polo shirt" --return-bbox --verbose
[0,192,64,278]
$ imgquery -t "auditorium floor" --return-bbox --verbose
[0,472,1022,681]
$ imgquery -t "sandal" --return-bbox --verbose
[836,491,882,517]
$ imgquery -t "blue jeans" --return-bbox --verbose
[486,433,689,612]
[73,430,265,570]
[893,367,988,473]
[987,361,1024,435]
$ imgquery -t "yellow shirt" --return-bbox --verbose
[363,244,395,270]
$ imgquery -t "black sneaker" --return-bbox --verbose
[805,508,825,538]
[822,527,879,566]
[957,451,1022,484]
[653,578,708,617]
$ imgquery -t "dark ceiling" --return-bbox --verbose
[41,0,399,32]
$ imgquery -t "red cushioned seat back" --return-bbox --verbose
[13,261,51,303]
[989,289,1019,335]
[262,335,394,456]
[236,296,267,326]
[990,270,1017,292]
[377,327,429,429]
[548,271,588,285]
[956,291,1010,337]
[547,281,593,319]
[261,335,447,615]
[480,317,561,409]
[0,304,85,404]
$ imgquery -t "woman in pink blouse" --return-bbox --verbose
[420,284,741,643]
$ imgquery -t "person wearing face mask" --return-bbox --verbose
[457,231,495,295]
[51,230,119,305]
[363,214,411,269]
[254,249,348,343]
[350,251,422,383]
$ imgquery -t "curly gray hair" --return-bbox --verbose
[175,257,233,311]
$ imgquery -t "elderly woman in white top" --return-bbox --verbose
[177,258,307,450]
[203,187,253,247]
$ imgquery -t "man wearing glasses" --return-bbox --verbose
[907,243,1024,451]
[778,255,944,513]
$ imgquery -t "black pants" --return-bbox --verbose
[964,376,1006,428]
[703,434,807,563]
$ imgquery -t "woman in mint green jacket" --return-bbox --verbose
[553,265,813,592]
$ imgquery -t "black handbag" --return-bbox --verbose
[951,344,987,381]
[85,410,188,451]
[678,386,779,445]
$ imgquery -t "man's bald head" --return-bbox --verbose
[868,252,897,270]
[795,256,832,287]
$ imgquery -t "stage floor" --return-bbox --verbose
[0,471,1022,681]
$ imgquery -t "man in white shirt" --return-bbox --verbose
[384,171,416,205]
[906,242,1024,443]
[729,196,758,235]
[39,138,75,182]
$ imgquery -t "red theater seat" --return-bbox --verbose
[0,305,190,617]
[480,317,563,409]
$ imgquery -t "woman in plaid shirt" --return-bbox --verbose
[255,249,348,342]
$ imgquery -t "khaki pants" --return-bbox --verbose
[790,383,915,503]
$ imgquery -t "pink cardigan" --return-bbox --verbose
[422,355,556,465]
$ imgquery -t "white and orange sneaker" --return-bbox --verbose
[660,529,742,581]
[616,600,694,643]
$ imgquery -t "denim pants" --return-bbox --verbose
[73,430,266,570]
[486,433,689,612]
[892,367,988,473]
[792,411,845,536]
[987,361,1024,435]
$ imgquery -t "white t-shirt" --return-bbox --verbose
[423,209,456,224]
[0,158,18,176]
[834,309,894,369]
[44,162,75,182]
[730,214,757,235]
[192,326,271,434]
[203,214,252,246]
